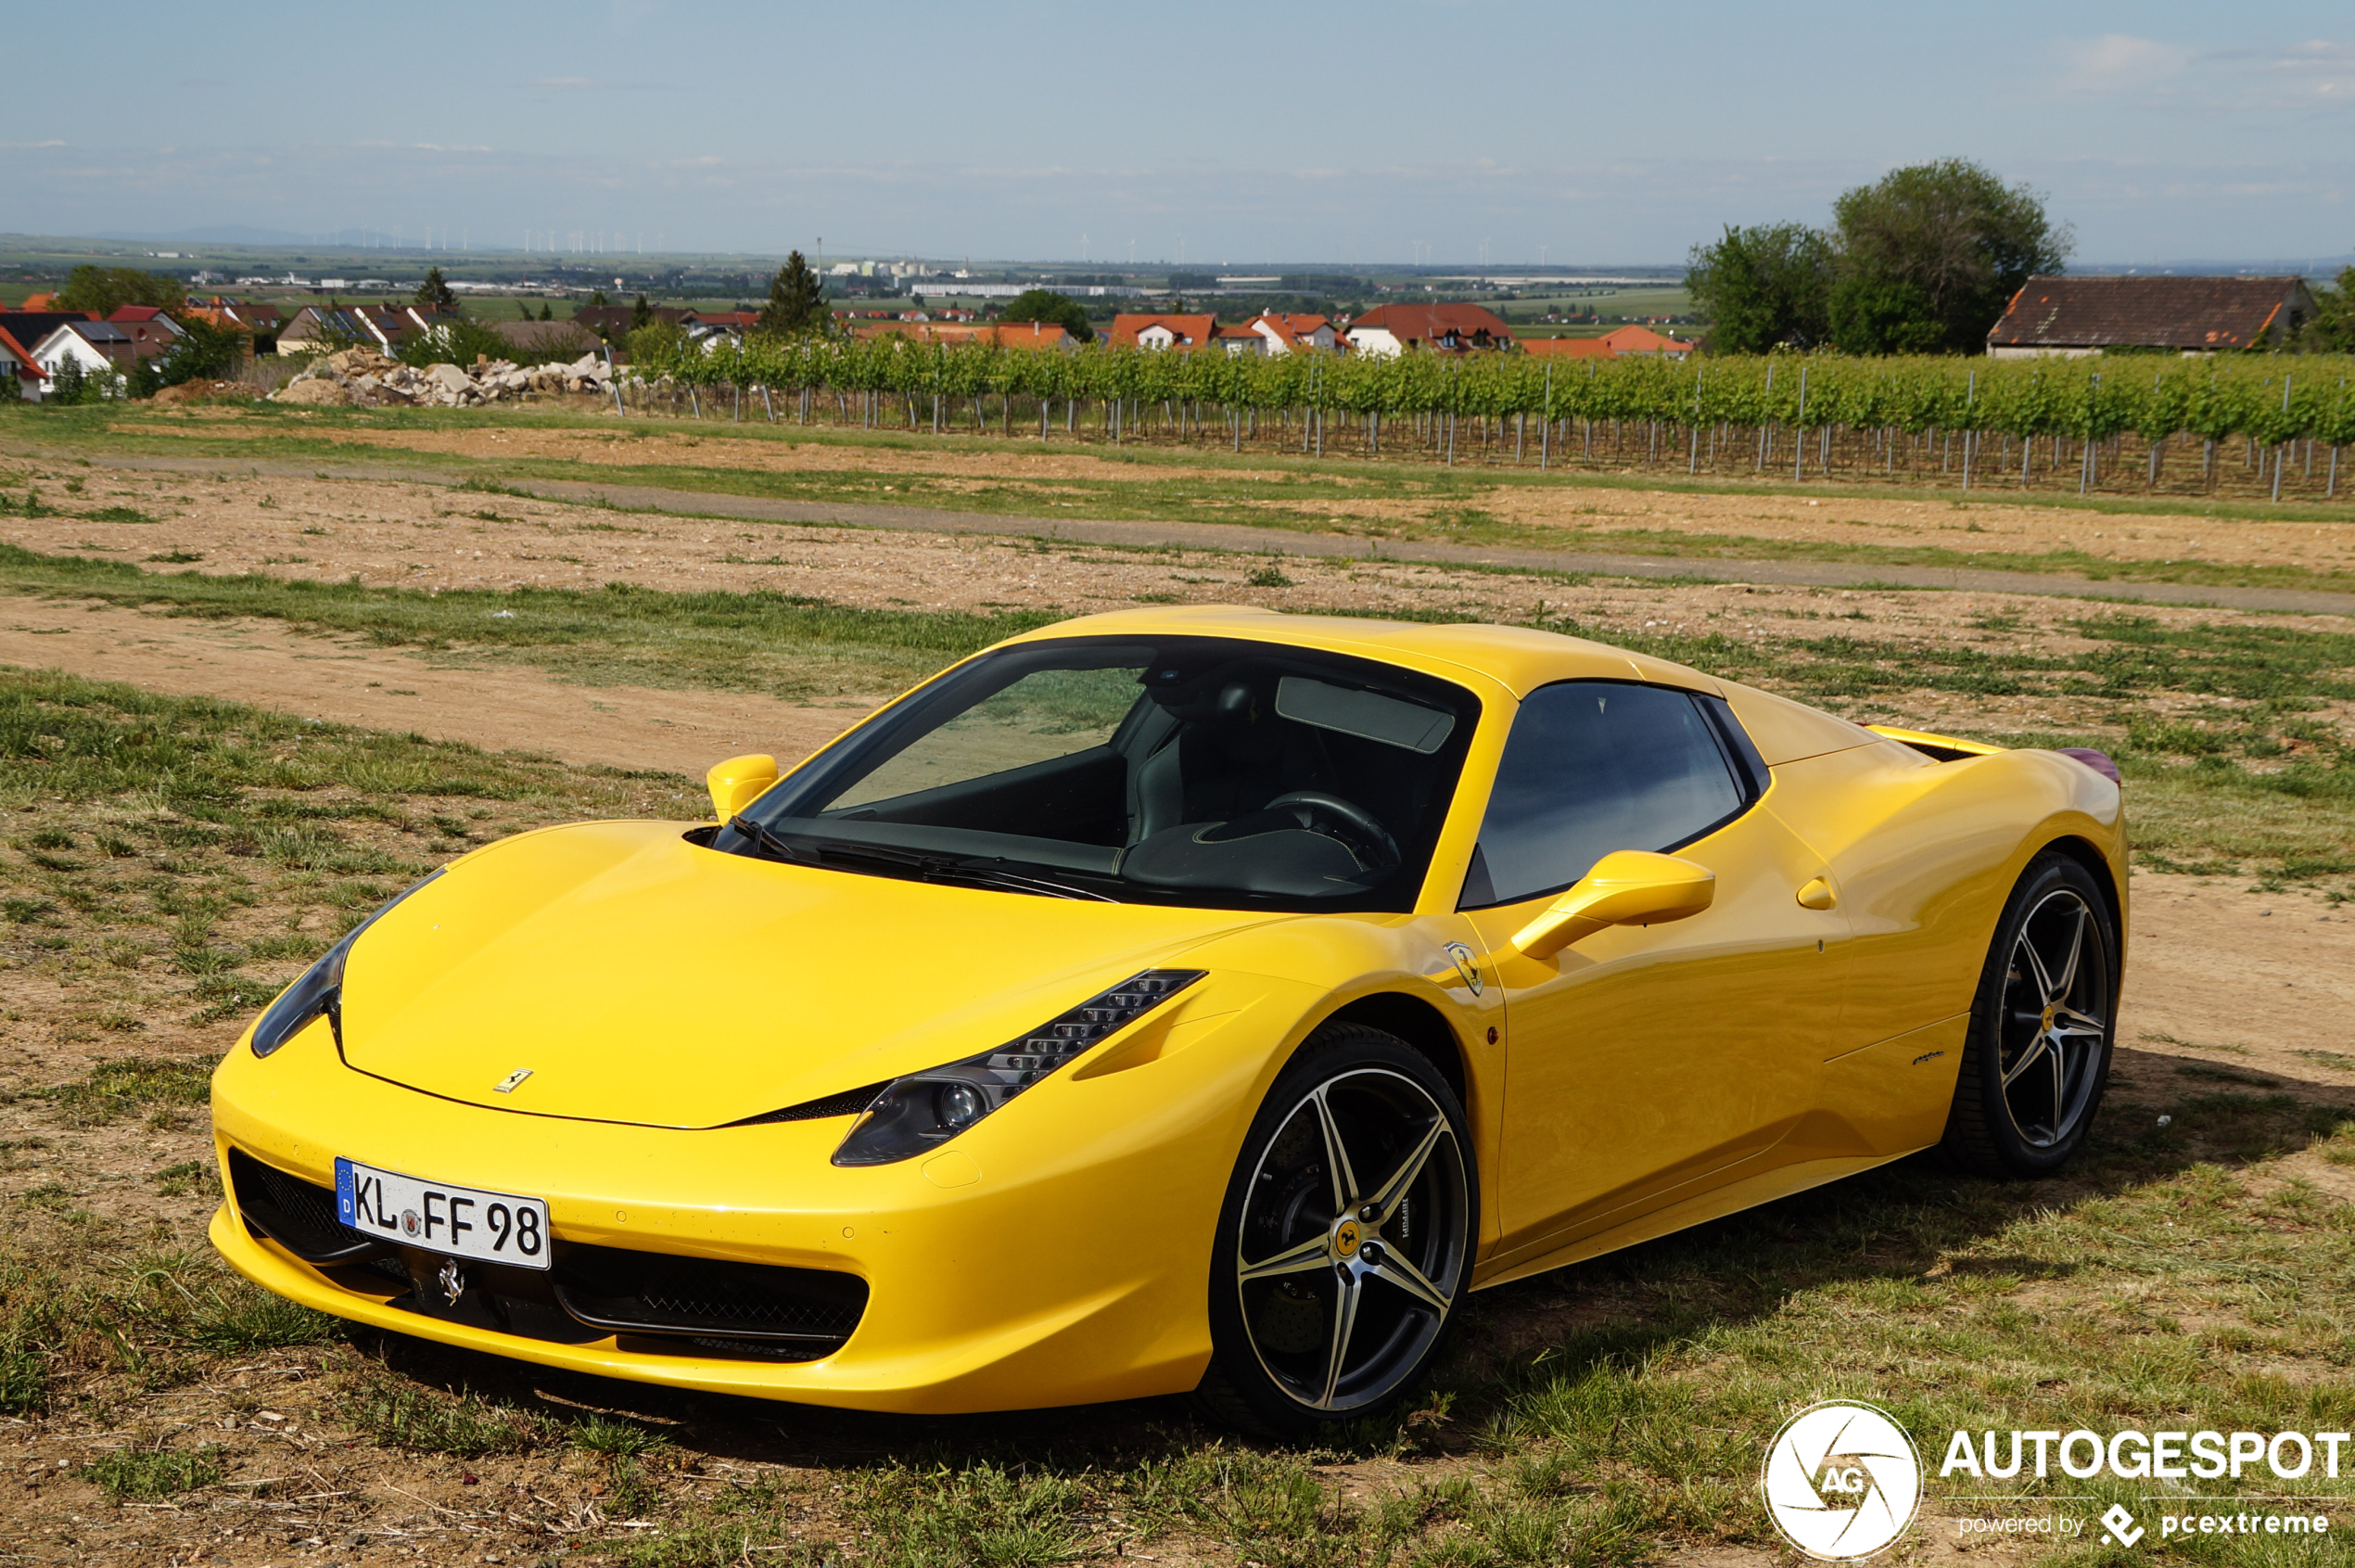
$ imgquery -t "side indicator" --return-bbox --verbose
[492,1068,533,1094]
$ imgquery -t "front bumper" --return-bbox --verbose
[207,998,1292,1412]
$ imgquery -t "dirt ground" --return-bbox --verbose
[64,423,2355,572]
[2,456,2351,1565]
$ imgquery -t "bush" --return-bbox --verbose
[395,314,516,371]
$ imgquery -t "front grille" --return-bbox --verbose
[227,1148,380,1263]
[554,1245,866,1352]
[225,1148,865,1359]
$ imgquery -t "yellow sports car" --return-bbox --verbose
[210,606,2125,1435]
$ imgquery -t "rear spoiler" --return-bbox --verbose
[1865,725,2119,784]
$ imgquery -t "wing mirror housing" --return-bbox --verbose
[706,753,780,822]
[1510,850,1716,961]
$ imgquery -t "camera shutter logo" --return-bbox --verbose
[1762,1401,1923,1562]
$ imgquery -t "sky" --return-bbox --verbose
[3,1,2351,268]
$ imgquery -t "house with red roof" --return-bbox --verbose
[108,305,185,361]
[1105,312,1220,351]
[1596,325,1697,359]
[1343,303,1512,357]
[1242,312,1341,353]
[0,321,48,400]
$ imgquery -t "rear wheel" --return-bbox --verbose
[1942,853,2119,1177]
[1197,1024,1473,1438]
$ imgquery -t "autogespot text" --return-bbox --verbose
[1941,1429,2353,1481]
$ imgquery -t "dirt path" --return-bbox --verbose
[0,597,858,776]
[27,447,2355,618]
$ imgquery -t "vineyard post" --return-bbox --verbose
[603,344,624,418]
[761,385,775,421]
[1687,366,1703,476]
[1540,364,1553,470]
[2274,376,2291,503]
[1794,367,1807,480]
[1962,369,1975,491]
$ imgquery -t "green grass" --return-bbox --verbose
[39,1057,210,1124]
[341,1374,551,1456]
[82,1444,224,1501]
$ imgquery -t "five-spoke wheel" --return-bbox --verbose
[1944,853,2119,1176]
[1202,1024,1471,1435]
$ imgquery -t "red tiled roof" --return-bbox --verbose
[0,324,45,383]
[1986,275,2319,351]
[1348,302,1512,345]
[1597,325,1697,355]
[1519,337,1615,359]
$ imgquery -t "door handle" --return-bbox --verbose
[1796,877,1837,911]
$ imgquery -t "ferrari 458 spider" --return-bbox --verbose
[210,606,2124,1434]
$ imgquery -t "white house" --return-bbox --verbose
[30,321,133,395]
[1244,312,1340,354]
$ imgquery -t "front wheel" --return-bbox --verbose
[1197,1024,1475,1438]
[1941,852,2120,1178]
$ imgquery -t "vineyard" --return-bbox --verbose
[617,336,2355,503]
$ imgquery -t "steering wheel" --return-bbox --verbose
[1265,791,1401,871]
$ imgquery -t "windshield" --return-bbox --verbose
[719,635,1483,911]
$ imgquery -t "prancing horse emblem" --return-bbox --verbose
[437,1256,466,1306]
[492,1068,533,1094]
[1444,943,1483,996]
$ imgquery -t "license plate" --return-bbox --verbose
[334,1157,551,1271]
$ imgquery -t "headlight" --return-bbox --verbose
[832,969,1204,1166]
[249,871,444,1058]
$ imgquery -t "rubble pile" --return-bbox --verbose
[270,348,616,410]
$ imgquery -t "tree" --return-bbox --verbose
[756,251,828,338]
[539,302,554,322]
[1827,275,1946,356]
[630,293,654,331]
[2298,266,2353,353]
[414,266,458,312]
[1829,159,2071,354]
[1684,223,1834,352]
[585,289,609,311]
[130,315,247,397]
[55,264,184,319]
[1000,288,1093,343]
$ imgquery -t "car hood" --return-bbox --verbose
[337,821,1283,1129]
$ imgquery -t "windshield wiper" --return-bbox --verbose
[728,815,804,865]
[799,839,1114,902]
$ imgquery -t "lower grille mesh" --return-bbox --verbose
[555,1246,867,1348]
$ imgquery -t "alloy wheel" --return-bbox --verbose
[1233,1066,1469,1412]
[1997,887,2110,1149]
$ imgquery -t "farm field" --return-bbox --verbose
[0,426,2351,1565]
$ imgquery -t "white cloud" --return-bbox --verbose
[2213,38,2355,104]
[2059,34,2193,93]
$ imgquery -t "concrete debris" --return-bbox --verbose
[269,348,614,410]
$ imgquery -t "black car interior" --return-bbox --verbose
[745,638,1480,906]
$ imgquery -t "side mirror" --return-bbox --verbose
[706,753,780,822]
[1510,850,1715,961]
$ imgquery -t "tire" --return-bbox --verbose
[1941,852,2120,1178]
[1195,1022,1475,1439]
